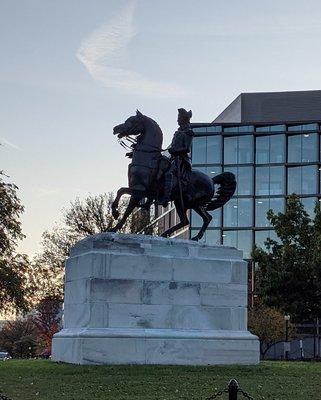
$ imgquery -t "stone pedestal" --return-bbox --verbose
[52,233,259,365]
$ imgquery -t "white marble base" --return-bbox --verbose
[52,233,259,365]
[53,328,258,365]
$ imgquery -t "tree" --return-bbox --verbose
[252,194,321,322]
[34,193,153,296]
[248,304,296,359]
[0,171,32,312]
[33,295,63,355]
[0,317,37,358]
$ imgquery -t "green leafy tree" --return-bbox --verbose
[248,304,296,358]
[252,194,321,322]
[0,171,33,312]
[34,193,153,296]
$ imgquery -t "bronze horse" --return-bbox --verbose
[109,111,236,241]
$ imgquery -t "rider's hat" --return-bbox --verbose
[178,108,192,121]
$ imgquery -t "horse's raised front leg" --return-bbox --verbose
[161,200,189,238]
[109,191,144,233]
[112,187,132,220]
[191,206,212,241]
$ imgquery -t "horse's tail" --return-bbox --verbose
[207,172,236,211]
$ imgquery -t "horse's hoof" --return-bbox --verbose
[112,209,119,219]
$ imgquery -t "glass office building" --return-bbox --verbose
[190,121,320,259]
[146,91,321,260]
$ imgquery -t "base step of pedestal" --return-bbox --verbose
[52,328,259,365]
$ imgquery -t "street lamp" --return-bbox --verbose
[284,314,290,360]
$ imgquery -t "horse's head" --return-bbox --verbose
[113,110,145,139]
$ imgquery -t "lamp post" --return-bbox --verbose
[284,314,290,360]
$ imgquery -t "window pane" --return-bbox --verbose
[256,166,284,195]
[256,125,285,132]
[288,167,301,194]
[255,230,270,249]
[206,166,222,179]
[256,167,269,195]
[224,198,238,227]
[209,209,221,228]
[192,137,206,164]
[302,166,317,194]
[191,210,202,227]
[238,230,252,259]
[270,135,285,163]
[288,123,318,131]
[207,136,221,164]
[288,134,317,162]
[224,137,237,164]
[207,126,222,133]
[238,198,253,227]
[191,209,221,228]
[288,135,301,162]
[270,166,284,195]
[238,136,253,163]
[300,197,317,218]
[288,166,317,195]
[223,230,252,258]
[302,133,317,162]
[256,136,269,164]
[255,198,284,227]
[204,229,221,245]
[256,135,284,164]
[223,198,252,227]
[227,166,253,195]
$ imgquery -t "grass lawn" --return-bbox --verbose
[0,360,320,400]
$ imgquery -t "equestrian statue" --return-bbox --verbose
[109,109,236,241]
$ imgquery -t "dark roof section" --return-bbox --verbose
[213,90,321,123]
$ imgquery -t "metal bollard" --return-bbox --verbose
[228,379,239,400]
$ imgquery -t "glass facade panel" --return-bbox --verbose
[224,136,253,164]
[255,197,284,227]
[191,209,221,228]
[204,229,221,245]
[238,136,253,163]
[288,134,317,162]
[223,230,252,259]
[226,166,253,195]
[256,166,284,195]
[192,136,221,164]
[270,135,285,163]
[256,125,285,132]
[207,136,221,164]
[288,123,318,131]
[256,136,269,164]
[300,197,317,218]
[256,135,285,164]
[192,136,206,164]
[193,127,207,133]
[206,166,222,179]
[288,166,317,195]
[224,198,252,227]
[207,126,222,133]
[224,137,237,164]
[224,126,254,133]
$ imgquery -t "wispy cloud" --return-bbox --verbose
[0,137,22,151]
[76,1,186,98]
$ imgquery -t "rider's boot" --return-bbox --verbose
[158,173,172,208]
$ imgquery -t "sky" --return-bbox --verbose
[2,0,321,257]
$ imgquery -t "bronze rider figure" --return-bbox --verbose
[158,108,194,207]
